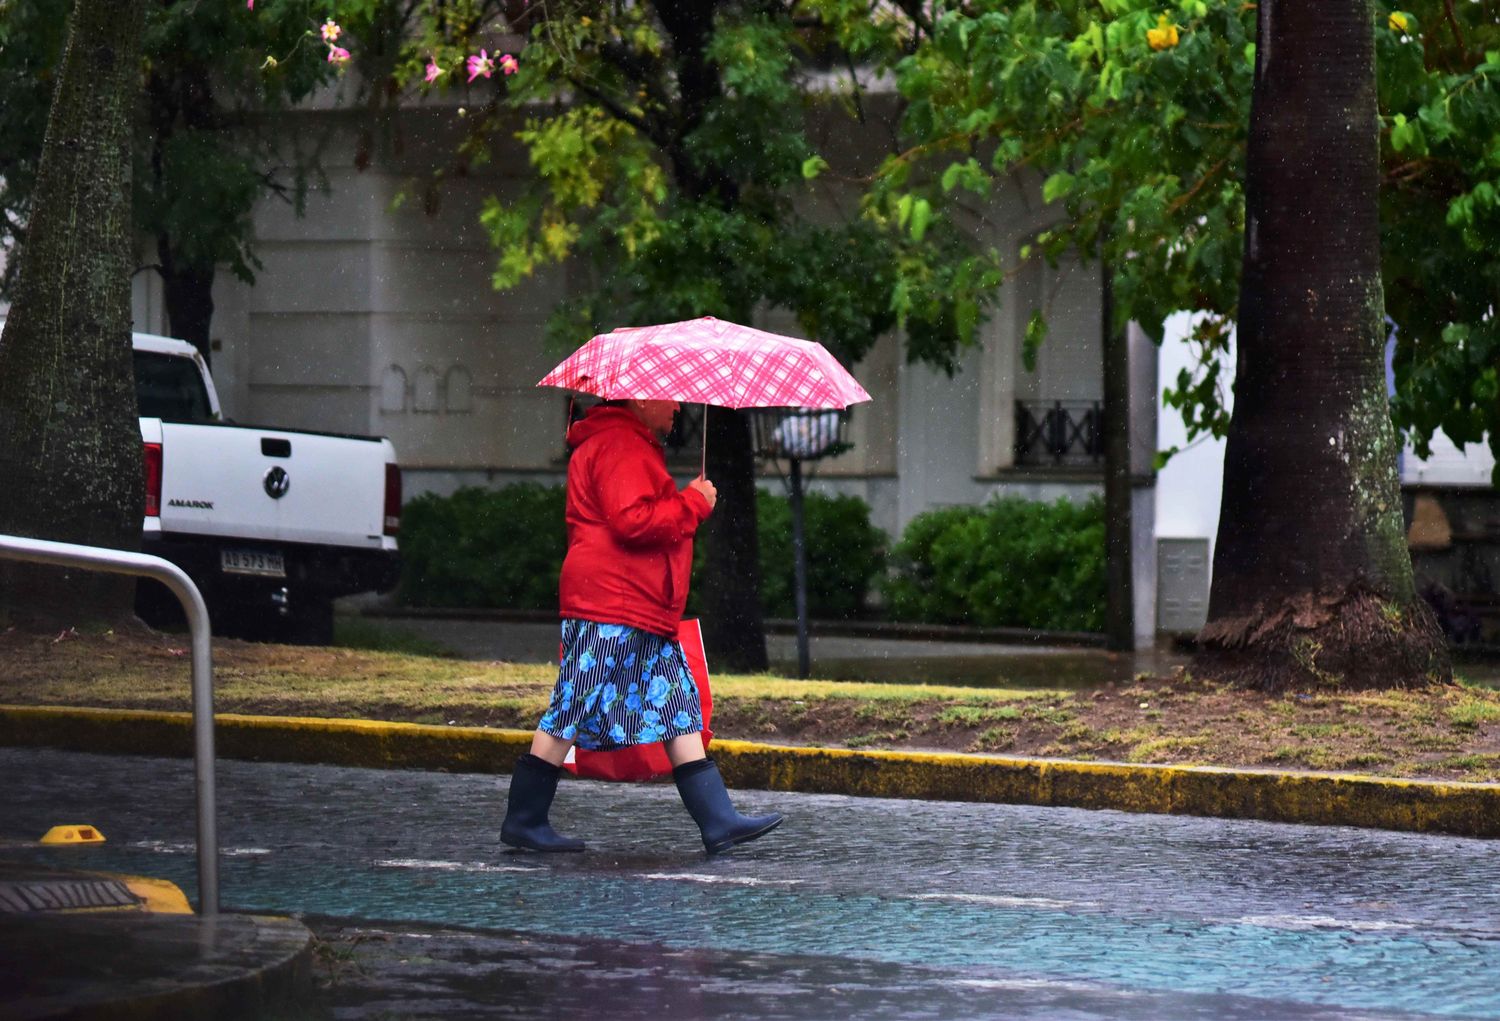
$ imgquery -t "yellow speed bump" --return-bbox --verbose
[39,825,105,845]
[113,874,193,914]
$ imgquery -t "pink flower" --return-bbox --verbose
[466,49,495,82]
[499,53,518,75]
[246,0,253,8]
[327,45,351,64]
[321,19,342,42]
[424,56,445,83]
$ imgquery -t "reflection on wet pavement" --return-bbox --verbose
[5,748,1500,1019]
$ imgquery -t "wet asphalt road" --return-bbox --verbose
[4,747,1500,1020]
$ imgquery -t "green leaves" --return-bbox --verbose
[862,0,1500,470]
[401,0,948,374]
[854,0,1253,444]
[1377,0,1500,481]
[1,0,360,301]
[1389,113,1428,153]
[1041,171,1076,204]
[909,198,933,241]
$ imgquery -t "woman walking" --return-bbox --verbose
[501,397,783,854]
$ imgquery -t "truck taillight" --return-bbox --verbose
[143,442,163,517]
[384,463,402,536]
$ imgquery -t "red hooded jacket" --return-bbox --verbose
[558,406,712,637]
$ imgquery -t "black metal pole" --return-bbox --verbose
[789,456,810,678]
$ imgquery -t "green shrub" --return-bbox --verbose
[754,488,887,619]
[882,495,1105,632]
[881,504,985,624]
[399,482,885,619]
[397,484,567,610]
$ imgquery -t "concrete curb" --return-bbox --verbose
[4,704,1498,839]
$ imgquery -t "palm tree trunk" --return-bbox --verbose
[0,0,149,628]
[1196,0,1449,689]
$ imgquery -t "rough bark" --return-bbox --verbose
[0,0,149,628]
[1196,0,1449,689]
[697,406,770,672]
[1102,266,1134,652]
[158,232,216,364]
[145,66,218,364]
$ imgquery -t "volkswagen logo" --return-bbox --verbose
[263,466,291,500]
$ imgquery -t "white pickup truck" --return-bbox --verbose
[133,331,401,643]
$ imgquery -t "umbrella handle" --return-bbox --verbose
[700,403,708,479]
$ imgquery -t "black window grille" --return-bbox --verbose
[1013,400,1105,467]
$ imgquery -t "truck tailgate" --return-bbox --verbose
[156,422,390,549]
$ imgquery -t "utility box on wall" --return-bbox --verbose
[1157,538,1211,634]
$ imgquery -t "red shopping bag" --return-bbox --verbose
[561,619,714,781]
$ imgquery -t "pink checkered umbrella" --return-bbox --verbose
[536,316,871,410]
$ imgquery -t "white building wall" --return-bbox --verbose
[1155,311,1235,551]
[1402,432,1496,487]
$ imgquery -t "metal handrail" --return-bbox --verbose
[0,534,218,915]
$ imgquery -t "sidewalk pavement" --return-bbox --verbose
[0,860,313,1021]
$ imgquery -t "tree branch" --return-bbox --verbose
[844,50,868,126]
[566,73,671,150]
[1442,0,1470,63]
[883,0,934,40]
[1167,154,1231,215]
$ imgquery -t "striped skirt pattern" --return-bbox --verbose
[537,618,704,750]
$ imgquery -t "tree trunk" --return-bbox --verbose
[158,231,216,365]
[1196,0,1449,690]
[1102,265,1134,652]
[626,0,765,672]
[697,406,769,672]
[0,0,149,628]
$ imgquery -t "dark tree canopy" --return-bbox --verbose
[403,0,982,669]
[0,0,368,358]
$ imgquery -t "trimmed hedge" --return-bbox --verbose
[397,483,886,620]
[882,495,1106,632]
[751,488,887,620]
[397,484,567,610]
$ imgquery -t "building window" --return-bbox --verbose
[1013,399,1104,466]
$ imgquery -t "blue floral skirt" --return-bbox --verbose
[537,619,704,750]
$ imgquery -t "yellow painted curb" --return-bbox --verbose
[2,704,1498,838]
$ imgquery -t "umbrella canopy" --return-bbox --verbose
[536,316,871,410]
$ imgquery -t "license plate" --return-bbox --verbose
[221,549,285,578]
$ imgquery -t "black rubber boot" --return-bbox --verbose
[673,757,783,854]
[500,754,585,852]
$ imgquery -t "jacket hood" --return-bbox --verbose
[566,405,658,450]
